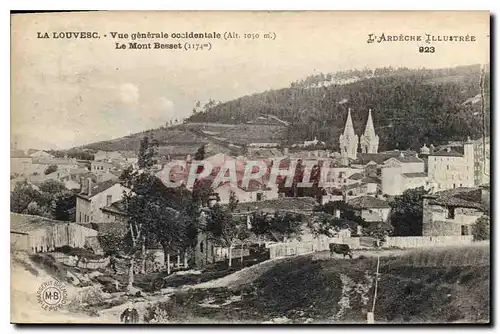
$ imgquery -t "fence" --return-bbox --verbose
[51,252,110,270]
[385,235,474,248]
[267,235,476,259]
[267,236,362,259]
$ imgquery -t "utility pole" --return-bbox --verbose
[367,254,381,324]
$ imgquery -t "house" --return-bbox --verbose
[75,179,129,224]
[100,199,129,224]
[29,150,54,159]
[427,137,475,191]
[215,180,279,204]
[381,154,429,196]
[473,137,490,186]
[11,213,98,253]
[94,150,124,162]
[90,160,114,174]
[422,187,486,236]
[11,149,33,175]
[346,196,391,223]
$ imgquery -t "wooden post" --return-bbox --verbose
[127,258,135,291]
[240,245,244,266]
[367,312,374,324]
[184,250,188,268]
[167,253,171,275]
[177,250,181,269]
[371,255,381,322]
[140,235,146,274]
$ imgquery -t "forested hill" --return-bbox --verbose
[187,65,490,151]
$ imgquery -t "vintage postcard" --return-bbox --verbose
[10,11,490,324]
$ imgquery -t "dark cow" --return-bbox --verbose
[329,243,353,259]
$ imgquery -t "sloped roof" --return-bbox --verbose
[402,172,427,178]
[11,149,30,158]
[426,187,483,210]
[393,155,423,163]
[232,197,318,214]
[101,199,127,216]
[77,179,120,200]
[361,176,379,184]
[429,149,463,157]
[347,196,391,209]
[11,213,69,234]
[348,172,364,180]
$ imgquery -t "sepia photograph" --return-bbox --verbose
[10,10,491,324]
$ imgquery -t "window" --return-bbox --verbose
[453,183,456,188]
[256,193,263,201]
[447,165,449,170]
[107,195,112,206]
[200,241,204,253]
[79,212,82,222]
[446,207,455,219]
[461,225,469,236]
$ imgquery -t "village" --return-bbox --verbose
[9,106,491,323]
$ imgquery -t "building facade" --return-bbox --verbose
[76,179,129,224]
[381,155,428,196]
[427,138,475,191]
[422,187,485,236]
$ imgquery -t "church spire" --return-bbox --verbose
[343,108,355,136]
[363,109,376,137]
[339,108,359,164]
[360,109,379,154]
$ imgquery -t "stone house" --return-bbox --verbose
[422,187,486,236]
[346,195,391,223]
[76,179,129,224]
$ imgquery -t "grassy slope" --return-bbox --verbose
[146,244,490,324]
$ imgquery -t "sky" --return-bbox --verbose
[11,11,490,150]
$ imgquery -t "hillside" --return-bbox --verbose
[142,243,490,324]
[78,64,490,154]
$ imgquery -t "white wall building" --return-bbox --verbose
[76,179,130,224]
[427,138,475,191]
[381,154,428,196]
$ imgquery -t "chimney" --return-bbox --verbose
[87,178,92,196]
[399,152,405,158]
[446,147,451,152]
[284,147,289,155]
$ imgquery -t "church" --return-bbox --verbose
[339,108,380,165]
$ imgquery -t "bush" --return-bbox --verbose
[472,215,490,241]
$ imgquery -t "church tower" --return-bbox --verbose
[339,108,359,165]
[360,109,379,154]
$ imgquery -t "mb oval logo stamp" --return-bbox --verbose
[37,280,68,311]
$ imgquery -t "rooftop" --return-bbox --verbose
[101,199,127,216]
[232,197,318,214]
[347,196,391,209]
[402,172,428,178]
[11,213,70,234]
[77,179,121,200]
[425,187,484,210]
[348,172,364,181]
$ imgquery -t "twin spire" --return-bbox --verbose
[339,108,379,163]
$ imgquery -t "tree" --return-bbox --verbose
[307,212,345,238]
[138,136,159,170]
[472,215,490,241]
[389,187,429,236]
[205,193,246,267]
[250,210,303,242]
[11,181,42,214]
[53,193,76,221]
[194,145,205,161]
[38,180,66,195]
[362,222,394,247]
[44,164,58,175]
